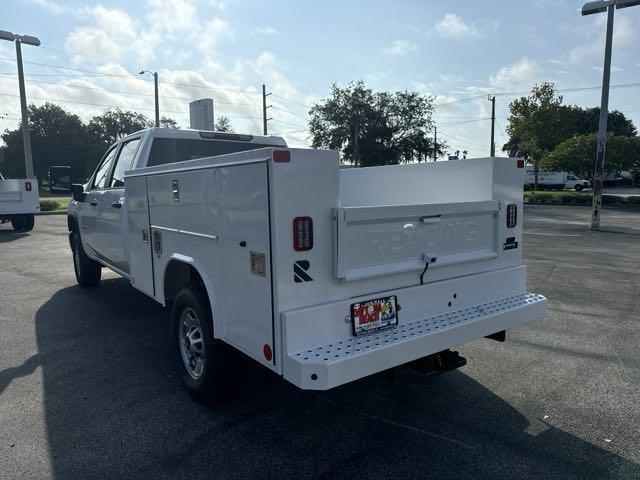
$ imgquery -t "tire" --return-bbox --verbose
[172,287,223,402]
[575,184,583,192]
[70,230,101,287]
[11,214,34,232]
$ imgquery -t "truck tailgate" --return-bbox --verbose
[335,200,499,282]
[0,179,39,214]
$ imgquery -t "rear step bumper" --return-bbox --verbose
[285,292,547,390]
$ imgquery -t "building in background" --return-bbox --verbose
[189,98,214,130]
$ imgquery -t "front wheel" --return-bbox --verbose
[11,214,34,232]
[172,287,224,402]
[575,184,583,192]
[71,230,101,287]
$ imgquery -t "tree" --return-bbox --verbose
[543,133,640,178]
[503,82,567,187]
[214,116,233,132]
[87,109,152,147]
[0,103,90,182]
[503,82,637,187]
[160,116,179,129]
[309,81,444,167]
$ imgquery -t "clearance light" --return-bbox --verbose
[25,181,32,191]
[273,150,290,163]
[293,216,313,251]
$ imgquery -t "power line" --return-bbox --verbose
[0,56,138,78]
[270,105,309,120]
[270,93,312,109]
[270,118,307,128]
[0,73,263,107]
[437,117,490,127]
[0,91,265,120]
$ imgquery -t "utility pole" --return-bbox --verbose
[0,30,41,179]
[262,84,272,135]
[139,70,159,127]
[433,126,437,162]
[488,94,496,157]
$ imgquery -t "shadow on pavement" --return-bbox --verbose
[0,229,29,243]
[35,279,640,479]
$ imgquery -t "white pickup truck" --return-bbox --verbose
[0,171,38,231]
[68,128,548,401]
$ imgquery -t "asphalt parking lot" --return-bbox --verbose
[1,205,639,479]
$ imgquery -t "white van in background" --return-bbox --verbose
[524,168,590,191]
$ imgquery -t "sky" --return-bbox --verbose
[1,0,639,158]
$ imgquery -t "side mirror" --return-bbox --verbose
[71,184,86,202]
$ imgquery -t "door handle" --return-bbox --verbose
[111,201,122,209]
[420,215,441,224]
[90,201,98,206]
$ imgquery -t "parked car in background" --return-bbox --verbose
[48,165,71,194]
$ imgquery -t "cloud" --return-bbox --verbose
[383,39,418,55]
[592,65,623,73]
[435,14,478,39]
[489,57,542,90]
[30,0,67,14]
[254,26,277,36]
[567,15,635,64]
[65,6,148,63]
[1,0,312,147]
[64,1,233,66]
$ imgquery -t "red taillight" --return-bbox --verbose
[25,181,32,191]
[506,204,517,228]
[273,150,290,163]
[293,216,313,251]
[516,159,525,168]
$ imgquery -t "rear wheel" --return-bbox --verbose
[11,214,34,232]
[71,230,101,287]
[172,287,223,402]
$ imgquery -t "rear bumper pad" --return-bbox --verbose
[285,292,547,390]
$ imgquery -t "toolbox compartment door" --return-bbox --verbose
[125,175,155,297]
[334,200,500,282]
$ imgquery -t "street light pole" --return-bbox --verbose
[581,0,640,230]
[15,41,34,178]
[0,30,41,179]
[590,4,614,230]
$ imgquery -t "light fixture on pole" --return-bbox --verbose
[139,70,160,127]
[581,0,640,230]
[0,30,41,179]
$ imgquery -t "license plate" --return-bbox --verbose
[351,295,398,336]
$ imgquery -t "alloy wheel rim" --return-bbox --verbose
[179,307,206,380]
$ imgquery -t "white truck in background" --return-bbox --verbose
[67,128,548,401]
[524,168,590,191]
[0,171,38,231]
